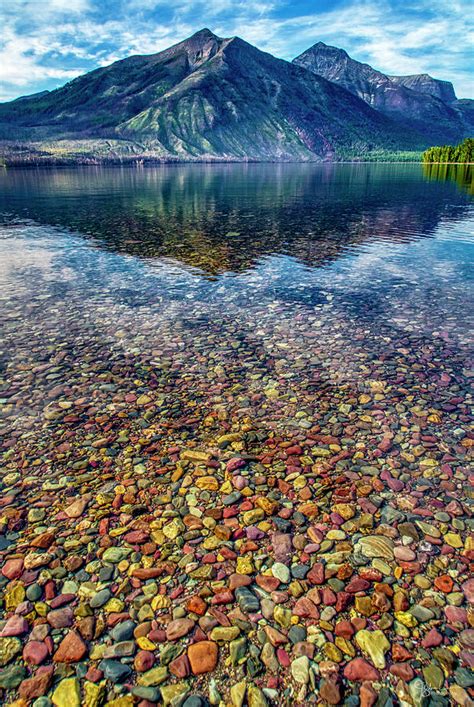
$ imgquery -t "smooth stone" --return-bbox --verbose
[291,655,310,684]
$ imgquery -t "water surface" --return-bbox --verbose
[0,162,472,440]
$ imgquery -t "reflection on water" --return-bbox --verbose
[0,163,472,275]
[0,163,473,443]
[422,162,473,195]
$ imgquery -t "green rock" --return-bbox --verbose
[160,681,189,705]
[210,626,241,641]
[102,547,132,563]
[137,666,169,686]
[422,663,444,690]
[0,663,26,689]
[230,681,247,707]
[291,655,310,684]
[356,535,394,560]
[247,684,268,707]
[0,637,22,666]
[230,636,247,665]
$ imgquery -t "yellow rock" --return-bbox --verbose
[103,598,124,613]
[444,533,463,548]
[136,636,156,651]
[395,611,418,628]
[236,557,254,575]
[324,643,343,662]
[5,584,25,611]
[332,504,355,520]
[255,497,278,515]
[195,476,219,491]
[52,678,81,707]
[105,698,134,707]
[151,594,171,610]
[84,681,106,707]
[242,509,264,525]
[89,644,106,660]
[335,637,356,657]
[355,629,390,669]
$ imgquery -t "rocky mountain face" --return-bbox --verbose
[388,74,456,103]
[293,42,473,144]
[0,30,471,163]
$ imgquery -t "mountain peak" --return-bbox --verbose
[190,28,218,40]
[296,42,349,59]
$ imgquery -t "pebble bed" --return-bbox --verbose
[0,166,473,707]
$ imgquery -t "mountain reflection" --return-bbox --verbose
[0,163,471,275]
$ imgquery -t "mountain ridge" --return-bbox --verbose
[293,41,473,144]
[0,29,471,164]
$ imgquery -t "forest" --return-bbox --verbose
[422,137,473,163]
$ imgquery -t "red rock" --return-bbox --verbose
[345,577,370,593]
[85,667,103,682]
[169,653,190,678]
[293,597,319,619]
[321,588,337,605]
[422,628,443,648]
[134,650,155,672]
[229,574,252,589]
[335,620,355,638]
[53,631,88,663]
[49,594,75,609]
[264,625,287,646]
[390,663,415,680]
[255,575,280,592]
[123,530,149,544]
[19,666,54,700]
[211,590,234,605]
[307,562,325,584]
[277,648,290,667]
[187,641,218,675]
[166,618,195,641]
[1,559,24,580]
[132,567,166,579]
[47,607,74,629]
[272,532,293,563]
[462,578,474,603]
[1,615,29,636]
[343,658,380,682]
[23,641,49,665]
[392,644,412,661]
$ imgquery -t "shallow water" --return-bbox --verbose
[0,163,473,439]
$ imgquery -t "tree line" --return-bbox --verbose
[422,137,473,163]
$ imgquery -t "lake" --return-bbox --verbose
[0,163,473,704]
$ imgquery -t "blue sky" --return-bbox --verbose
[1,0,473,101]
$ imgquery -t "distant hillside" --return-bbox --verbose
[293,42,473,146]
[0,29,471,164]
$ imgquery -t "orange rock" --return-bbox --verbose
[434,574,454,593]
[53,631,88,663]
[187,641,218,675]
[186,595,207,616]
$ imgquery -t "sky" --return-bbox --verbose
[1,0,473,102]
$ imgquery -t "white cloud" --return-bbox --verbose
[0,0,472,101]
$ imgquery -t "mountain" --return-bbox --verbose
[0,30,470,164]
[388,74,456,103]
[293,42,473,144]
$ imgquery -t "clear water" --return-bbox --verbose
[0,163,473,442]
